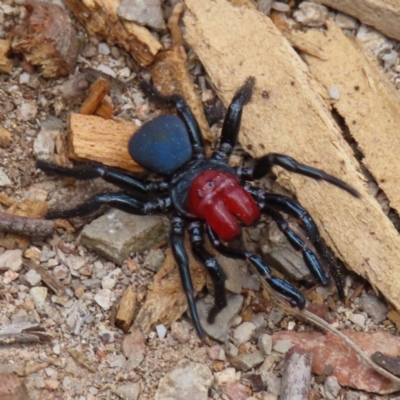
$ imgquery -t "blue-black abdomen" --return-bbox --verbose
[128,114,192,175]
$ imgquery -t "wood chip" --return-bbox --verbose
[0,40,13,74]
[313,0,400,41]
[183,0,400,311]
[0,125,13,148]
[115,285,137,333]
[133,243,206,333]
[63,0,161,66]
[67,348,97,373]
[67,113,143,172]
[79,77,110,115]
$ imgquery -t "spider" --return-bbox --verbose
[37,77,359,340]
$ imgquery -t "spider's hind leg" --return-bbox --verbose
[248,189,345,300]
[206,226,307,310]
[188,222,228,324]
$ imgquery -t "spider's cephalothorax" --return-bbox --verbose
[37,77,359,340]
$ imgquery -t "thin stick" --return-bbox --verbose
[0,211,54,237]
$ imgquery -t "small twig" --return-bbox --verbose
[0,321,53,344]
[0,211,54,237]
[167,2,185,48]
[255,270,400,385]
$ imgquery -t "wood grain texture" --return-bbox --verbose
[300,21,400,215]
[68,113,143,172]
[313,0,400,42]
[183,0,400,310]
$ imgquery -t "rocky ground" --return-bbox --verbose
[1,0,400,399]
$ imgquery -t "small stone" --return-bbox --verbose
[108,353,127,369]
[0,168,12,187]
[293,1,328,27]
[82,45,97,58]
[207,345,226,361]
[271,1,290,12]
[53,343,61,355]
[101,268,121,289]
[222,382,250,400]
[0,249,23,271]
[122,329,146,369]
[215,253,247,294]
[45,379,60,390]
[117,0,165,30]
[214,367,237,386]
[268,308,285,325]
[22,269,42,286]
[197,294,244,342]
[98,42,110,55]
[53,265,68,280]
[96,64,116,78]
[99,329,115,343]
[233,322,256,346]
[328,86,340,100]
[114,382,141,400]
[258,333,273,355]
[94,288,112,310]
[81,210,168,265]
[349,313,366,327]
[155,359,213,400]
[17,101,38,121]
[359,293,388,324]
[156,324,167,339]
[3,270,19,284]
[257,0,273,15]
[143,249,165,272]
[335,12,359,30]
[171,321,191,344]
[324,376,341,399]
[230,350,265,372]
[30,287,48,308]
[273,339,292,354]
[243,274,260,291]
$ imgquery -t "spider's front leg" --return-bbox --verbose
[206,226,306,310]
[238,153,360,198]
[36,160,168,194]
[44,192,171,219]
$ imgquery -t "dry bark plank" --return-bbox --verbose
[62,0,161,66]
[312,0,400,42]
[183,0,400,311]
[68,113,143,172]
[298,21,400,216]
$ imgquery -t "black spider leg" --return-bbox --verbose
[238,154,360,198]
[255,200,330,287]
[139,80,205,157]
[45,192,171,219]
[170,216,205,340]
[188,221,227,324]
[36,160,168,194]
[212,77,255,161]
[206,225,306,310]
[245,186,345,300]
